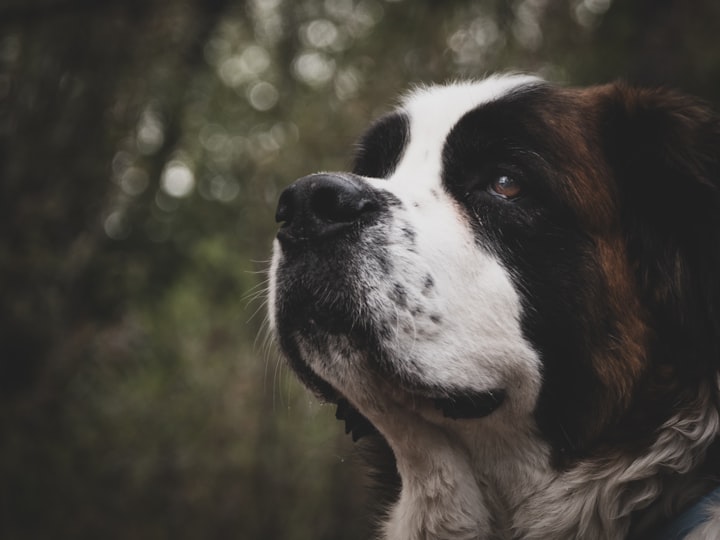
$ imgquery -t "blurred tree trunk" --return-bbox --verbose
[0,0,233,398]
[0,1,233,536]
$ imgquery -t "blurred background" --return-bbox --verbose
[1,0,718,538]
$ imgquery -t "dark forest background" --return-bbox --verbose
[1,0,718,538]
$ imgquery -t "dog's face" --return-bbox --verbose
[269,76,720,530]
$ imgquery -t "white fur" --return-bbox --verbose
[686,499,720,540]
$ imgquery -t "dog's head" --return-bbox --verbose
[269,74,720,468]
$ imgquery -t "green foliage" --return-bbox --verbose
[1,0,718,538]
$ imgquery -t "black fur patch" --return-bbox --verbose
[353,112,409,179]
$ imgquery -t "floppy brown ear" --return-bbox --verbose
[601,83,720,376]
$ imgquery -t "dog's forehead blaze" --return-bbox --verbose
[389,75,543,188]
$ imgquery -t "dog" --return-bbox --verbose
[268,74,720,539]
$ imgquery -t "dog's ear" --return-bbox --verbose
[600,83,720,375]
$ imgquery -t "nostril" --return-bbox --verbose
[310,185,339,221]
[311,184,375,224]
[275,188,293,224]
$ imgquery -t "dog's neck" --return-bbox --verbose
[378,380,720,539]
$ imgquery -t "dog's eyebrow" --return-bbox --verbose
[352,111,409,179]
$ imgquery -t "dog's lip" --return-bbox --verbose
[432,389,506,420]
[334,388,507,442]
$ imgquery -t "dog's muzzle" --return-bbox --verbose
[273,172,509,437]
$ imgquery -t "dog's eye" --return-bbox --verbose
[488,175,522,200]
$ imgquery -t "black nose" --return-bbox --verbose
[275,173,378,243]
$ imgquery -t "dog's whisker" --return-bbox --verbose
[246,297,269,325]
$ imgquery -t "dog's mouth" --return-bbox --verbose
[281,332,509,441]
[335,389,507,442]
[275,302,508,442]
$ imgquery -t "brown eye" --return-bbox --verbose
[489,175,522,199]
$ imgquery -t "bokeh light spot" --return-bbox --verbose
[334,67,362,100]
[292,51,336,87]
[104,210,131,240]
[136,109,165,155]
[246,81,279,111]
[584,0,612,15]
[210,175,241,202]
[574,0,613,27]
[161,161,195,198]
[303,19,339,49]
[240,45,271,75]
[120,167,150,196]
[219,56,248,87]
[111,150,134,176]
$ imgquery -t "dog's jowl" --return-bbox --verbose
[269,74,720,539]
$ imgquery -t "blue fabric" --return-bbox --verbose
[656,486,720,539]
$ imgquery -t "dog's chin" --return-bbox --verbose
[281,325,507,442]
